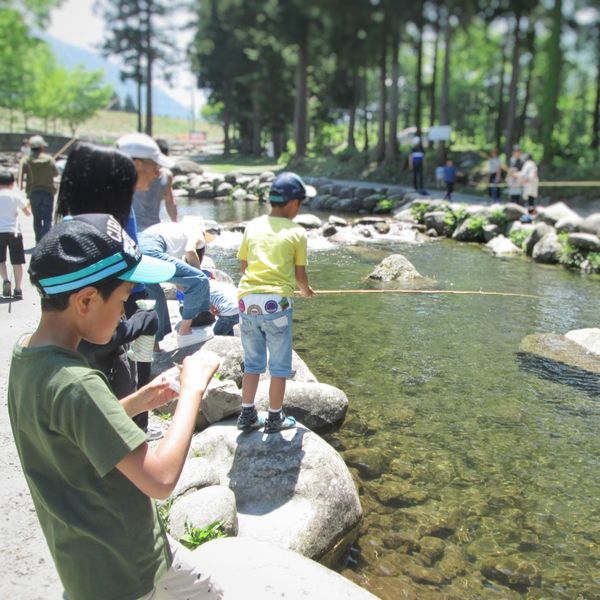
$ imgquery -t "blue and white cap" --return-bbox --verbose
[29,214,176,296]
[269,172,317,204]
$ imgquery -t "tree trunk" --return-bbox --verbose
[540,0,563,166]
[143,0,153,136]
[293,27,309,157]
[136,72,143,133]
[415,14,424,138]
[438,10,451,164]
[385,21,400,163]
[223,107,231,157]
[516,27,536,142]
[503,14,522,160]
[347,68,358,151]
[430,8,440,128]
[592,29,600,150]
[252,85,261,156]
[495,39,508,151]
[362,68,369,152]
[375,23,387,163]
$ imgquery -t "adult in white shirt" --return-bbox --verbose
[518,154,539,209]
[139,217,214,348]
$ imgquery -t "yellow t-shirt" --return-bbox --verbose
[238,215,307,298]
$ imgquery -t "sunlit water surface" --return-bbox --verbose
[176,200,600,599]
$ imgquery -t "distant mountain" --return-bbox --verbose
[40,33,191,119]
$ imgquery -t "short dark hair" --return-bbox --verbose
[0,169,15,186]
[37,277,126,312]
[55,142,138,228]
[155,138,169,156]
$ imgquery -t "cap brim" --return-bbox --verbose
[119,255,175,284]
[156,153,175,169]
[305,184,317,198]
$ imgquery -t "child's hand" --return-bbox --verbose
[179,350,220,397]
[136,375,178,411]
[299,286,316,298]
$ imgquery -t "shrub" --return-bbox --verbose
[586,252,600,271]
[465,215,488,236]
[509,228,531,250]
[375,199,393,213]
[489,208,508,229]
[179,520,226,550]
[410,202,429,223]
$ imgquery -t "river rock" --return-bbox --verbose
[368,254,423,282]
[328,229,360,244]
[525,222,553,256]
[531,232,561,263]
[171,457,220,499]
[336,198,363,212]
[555,215,583,233]
[294,214,322,229]
[483,223,500,242]
[480,556,542,590]
[486,235,522,257]
[502,202,528,221]
[193,537,379,599]
[360,194,383,212]
[215,182,233,197]
[173,159,204,174]
[579,212,600,236]
[565,328,600,355]
[195,184,215,199]
[452,218,485,242]
[189,422,362,563]
[537,201,580,226]
[567,232,600,252]
[170,485,239,538]
[322,223,338,237]
[424,211,450,236]
[356,187,377,200]
[393,208,417,223]
[224,172,238,184]
[259,170,275,182]
[232,188,248,201]
[329,215,348,226]
[172,174,189,188]
[343,447,389,480]
[254,380,348,432]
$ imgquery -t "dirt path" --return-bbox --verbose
[0,219,62,600]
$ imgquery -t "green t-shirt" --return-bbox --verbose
[237,215,308,298]
[21,154,58,196]
[8,341,171,600]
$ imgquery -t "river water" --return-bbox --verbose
[179,200,600,599]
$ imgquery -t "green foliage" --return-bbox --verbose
[587,252,600,271]
[410,202,429,224]
[465,215,488,236]
[179,521,226,550]
[509,228,531,250]
[375,199,393,213]
[441,204,468,232]
[158,497,174,532]
[489,208,508,229]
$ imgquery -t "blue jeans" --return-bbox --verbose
[139,233,210,342]
[240,308,293,377]
[213,314,239,336]
[30,190,53,243]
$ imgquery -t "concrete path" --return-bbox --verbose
[0,218,62,599]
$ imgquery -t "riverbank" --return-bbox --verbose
[0,218,62,599]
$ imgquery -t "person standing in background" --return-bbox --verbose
[518,153,539,211]
[443,158,457,201]
[19,135,58,243]
[409,136,426,192]
[487,149,502,200]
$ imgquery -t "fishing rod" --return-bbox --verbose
[296,289,540,299]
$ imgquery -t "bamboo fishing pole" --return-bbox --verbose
[295,289,540,299]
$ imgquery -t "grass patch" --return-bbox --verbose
[179,520,226,550]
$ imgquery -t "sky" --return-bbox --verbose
[47,0,203,115]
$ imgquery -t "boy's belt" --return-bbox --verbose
[239,294,292,316]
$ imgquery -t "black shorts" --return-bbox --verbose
[0,232,26,264]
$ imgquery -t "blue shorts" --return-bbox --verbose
[240,308,293,378]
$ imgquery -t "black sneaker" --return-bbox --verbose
[264,412,296,434]
[237,408,265,431]
[12,289,22,300]
[2,280,11,297]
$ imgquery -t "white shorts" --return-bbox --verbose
[138,535,223,599]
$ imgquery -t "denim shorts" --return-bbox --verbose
[240,307,293,377]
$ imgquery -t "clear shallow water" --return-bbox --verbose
[182,199,600,599]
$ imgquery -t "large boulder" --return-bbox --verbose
[194,538,379,598]
[567,232,600,252]
[565,328,600,356]
[537,202,580,226]
[189,422,363,564]
[424,211,451,236]
[555,215,583,233]
[452,218,485,242]
[368,254,423,282]
[531,232,562,264]
[254,380,348,433]
[294,214,323,229]
[173,159,204,175]
[525,222,554,256]
[579,212,600,236]
[486,235,522,257]
[215,182,233,197]
[171,457,220,500]
[502,202,528,222]
[335,197,362,213]
[170,485,239,538]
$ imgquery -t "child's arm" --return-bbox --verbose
[240,259,248,273]
[116,351,219,499]
[295,265,315,297]
[164,171,178,222]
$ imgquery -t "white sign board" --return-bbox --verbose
[428,126,452,141]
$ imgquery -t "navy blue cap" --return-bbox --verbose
[30,214,176,296]
[269,172,317,204]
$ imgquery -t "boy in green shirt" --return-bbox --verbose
[8,214,222,599]
[237,172,316,433]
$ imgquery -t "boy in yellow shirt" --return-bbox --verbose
[237,172,316,433]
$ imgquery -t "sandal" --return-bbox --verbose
[264,412,296,434]
[12,289,22,300]
[237,409,265,432]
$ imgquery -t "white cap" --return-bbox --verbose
[117,133,174,168]
[29,135,47,149]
